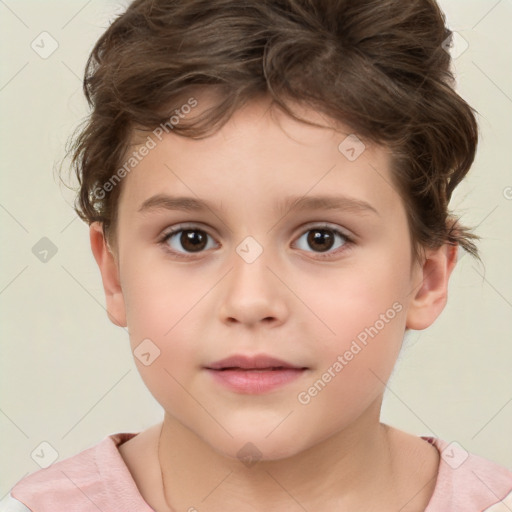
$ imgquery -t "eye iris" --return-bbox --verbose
[171,228,341,255]
[307,229,334,252]
[181,230,207,252]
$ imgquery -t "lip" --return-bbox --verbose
[205,353,306,371]
[204,354,308,394]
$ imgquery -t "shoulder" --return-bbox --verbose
[7,432,148,512]
[423,436,512,512]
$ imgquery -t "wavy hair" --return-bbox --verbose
[64,0,480,262]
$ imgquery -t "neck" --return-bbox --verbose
[157,397,397,511]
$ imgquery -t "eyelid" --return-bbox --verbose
[158,222,219,246]
[158,221,355,259]
[160,221,214,237]
[157,222,220,260]
[291,222,355,260]
[296,221,354,240]
[159,221,354,240]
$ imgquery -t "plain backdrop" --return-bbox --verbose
[1,0,511,498]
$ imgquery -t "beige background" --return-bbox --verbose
[1,0,511,498]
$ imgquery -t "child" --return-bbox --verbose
[3,0,511,510]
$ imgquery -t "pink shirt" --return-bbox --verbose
[3,433,512,511]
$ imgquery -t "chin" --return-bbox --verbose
[205,429,311,464]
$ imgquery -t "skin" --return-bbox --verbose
[90,93,457,511]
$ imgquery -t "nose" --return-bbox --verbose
[218,247,289,328]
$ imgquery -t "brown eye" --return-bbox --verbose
[178,230,208,252]
[306,229,336,252]
[162,227,216,255]
[294,225,351,258]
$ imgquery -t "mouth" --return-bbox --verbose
[213,367,299,371]
[205,353,308,371]
[204,354,308,394]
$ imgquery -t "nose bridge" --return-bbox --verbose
[218,235,287,326]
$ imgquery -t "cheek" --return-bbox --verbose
[122,252,209,339]
[120,257,206,394]
[296,298,406,433]
[302,250,408,348]
[295,253,409,410]
[317,299,406,387]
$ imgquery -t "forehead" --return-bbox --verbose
[119,95,400,220]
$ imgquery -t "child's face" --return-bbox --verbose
[92,94,452,460]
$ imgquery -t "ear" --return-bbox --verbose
[89,222,127,328]
[406,243,458,330]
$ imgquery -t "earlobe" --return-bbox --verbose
[405,243,458,330]
[89,222,127,328]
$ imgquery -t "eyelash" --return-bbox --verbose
[158,223,355,260]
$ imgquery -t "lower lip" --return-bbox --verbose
[205,368,307,394]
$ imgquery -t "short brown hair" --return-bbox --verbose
[64,0,480,262]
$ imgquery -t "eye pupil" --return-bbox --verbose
[307,229,334,252]
[165,226,346,258]
[181,230,207,252]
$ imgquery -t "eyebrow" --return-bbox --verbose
[138,193,379,217]
[278,195,379,217]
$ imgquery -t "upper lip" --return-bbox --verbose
[205,354,307,370]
